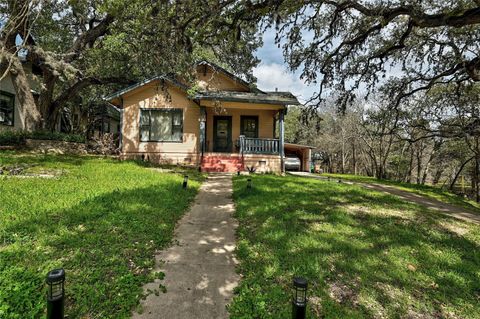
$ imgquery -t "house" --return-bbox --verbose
[0,59,41,131]
[104,61,312,173]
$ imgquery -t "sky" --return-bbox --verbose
[253,28,317,104]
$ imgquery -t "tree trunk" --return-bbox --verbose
[449,156,474,190]
[8,58,41,131]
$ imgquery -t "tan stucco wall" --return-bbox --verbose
[121,81,200,165]
[195,65,249,92]
[204,105,279,152]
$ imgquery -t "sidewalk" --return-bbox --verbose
[132,174,239,318]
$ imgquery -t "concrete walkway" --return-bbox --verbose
[289,171,480,225]
[133,174,239,319]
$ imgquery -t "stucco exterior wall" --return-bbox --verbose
[195,65,249,92]
[121,81,201,165]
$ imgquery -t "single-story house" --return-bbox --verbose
[104,61,312,173]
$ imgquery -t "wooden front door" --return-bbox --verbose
[213,116,232,152]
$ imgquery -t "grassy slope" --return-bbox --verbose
[231,175,480,319]
[0,152,203,318]
[324,173,480,213]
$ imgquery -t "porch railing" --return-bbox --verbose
[239,135,280,155]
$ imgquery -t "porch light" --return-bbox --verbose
[247,178,252,189]
[292,277,307,319]
[46,268,65,319]
[183,175,189,189]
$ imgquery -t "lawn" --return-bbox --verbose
[0,152,203,318]
[323,173,480,213]
[231,174,480,318]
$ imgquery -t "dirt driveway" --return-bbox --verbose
[289,171,480,225]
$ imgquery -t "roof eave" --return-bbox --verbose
[195,95,299,106]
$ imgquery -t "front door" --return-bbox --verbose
[213,116,232,152]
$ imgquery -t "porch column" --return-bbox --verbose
[279,108,285,173]
[199,106,206,155]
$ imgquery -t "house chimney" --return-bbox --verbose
[275,87,278,92]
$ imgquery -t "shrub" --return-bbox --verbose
[0,130,86,146]
[0,131,26,146]
[25,131,86,143]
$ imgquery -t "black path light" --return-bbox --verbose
[292,277,308,319]
[247,178,252,190]
[338,178,342,183]
[327,176,331,181]
[183,175,189,189]
[46,268,65,319]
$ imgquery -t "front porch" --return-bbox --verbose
[198,100,287,172]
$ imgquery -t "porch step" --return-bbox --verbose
[201,155,244,173]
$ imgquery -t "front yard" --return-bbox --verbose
[230,175,480,318]
[0,152,203,318]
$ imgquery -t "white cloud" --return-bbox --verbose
[253,63,317,104]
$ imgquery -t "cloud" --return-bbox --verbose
[253,63,317,104]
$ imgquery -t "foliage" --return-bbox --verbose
[87,133,119,155]
[231,174,480,318]
[230,1,480,110]
[1,1,261,129]
[0,131,25,146]
[0,152,203,318]
[0,130,86,145]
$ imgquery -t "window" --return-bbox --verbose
[0,91,15,126]
[241,116,258,138]
[140,109,183,142]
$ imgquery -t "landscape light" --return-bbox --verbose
[46,268,65,319]
[247,178,252,189]
[183,175,189,189]
[292,277,307,319]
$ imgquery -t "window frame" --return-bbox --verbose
[240,115,259,138]
[0,90,15,127]
[139,108,184,142]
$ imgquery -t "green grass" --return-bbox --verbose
[0,151,204,318]
[231,175,480,318]
[324,173,480,213]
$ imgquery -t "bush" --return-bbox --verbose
[0,131,26,146]
[25,131,86,143]
[0,130,86,146]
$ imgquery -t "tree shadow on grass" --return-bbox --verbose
[231,175,480,319]
[0,181,198,319]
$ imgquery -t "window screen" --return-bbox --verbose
[140,109,183,142]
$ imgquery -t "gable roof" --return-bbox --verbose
[104,61,301,107]
[196,60,264,94]
[103,75,187,102]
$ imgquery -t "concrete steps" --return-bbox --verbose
[201,155,244,173]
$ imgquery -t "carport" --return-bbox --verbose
[284,143,314,172]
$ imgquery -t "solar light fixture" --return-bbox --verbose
[247,178,252,189]
[237,171,240,176]
[183,175,188,189]
[292,277,307,319]
[338,179,342,183]
[46,268,65,319]
[327,176,330,181]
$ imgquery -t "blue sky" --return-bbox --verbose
[253,28,317,103]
